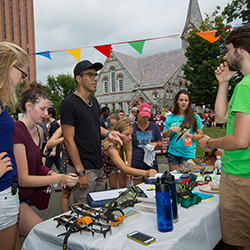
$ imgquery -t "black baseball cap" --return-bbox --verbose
[73,60,103,78]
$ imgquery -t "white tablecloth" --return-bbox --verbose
[22,183,221,250]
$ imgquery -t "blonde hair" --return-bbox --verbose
[102,119,133,159]
[0,42,28,113]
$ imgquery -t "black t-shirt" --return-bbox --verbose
[60,93,103,170]
[49,120,59,138]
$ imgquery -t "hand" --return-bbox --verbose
[0,152,12,177]
[77,175,88,189]
[108,131,124,145]
[147,169,157,178]
[170,127,182,133]
[199,135,211,152]
[215,62,237,84]
[61,173,78,187]
[43,145,48,156]
[49,150,56,157]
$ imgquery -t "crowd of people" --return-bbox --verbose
[0,24,250,249]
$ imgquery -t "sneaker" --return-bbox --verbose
[182,159,204,173]
[200,155,216,166]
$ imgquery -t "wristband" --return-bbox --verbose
[155,142,159,148]
[106,130,113,137]
[48,171,53,176]
[206,138,213,150]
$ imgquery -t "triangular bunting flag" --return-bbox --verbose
[94,44,112,58]
[196,30,221,43]
[128,40,145,54]
[35,51,52,60]
[66,48,81,61]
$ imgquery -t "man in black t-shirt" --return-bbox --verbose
[60,60,124,204]
[45,107,61,172]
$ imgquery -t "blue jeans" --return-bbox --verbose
[167,152,189,165]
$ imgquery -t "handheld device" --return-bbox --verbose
[127,231,156,245]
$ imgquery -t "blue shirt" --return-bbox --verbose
[132,122,162,169]
[0,104,18,191]
[163,113,203,159]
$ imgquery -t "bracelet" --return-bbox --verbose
[206,138,213,150]
[48,171,53,176]
[155,141,159,148]
[106,130,113,137]
[192,134,195,140]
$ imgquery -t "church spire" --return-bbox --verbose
[181,0,203,49]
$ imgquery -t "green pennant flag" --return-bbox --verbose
[128,40,145,54]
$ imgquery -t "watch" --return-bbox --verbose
[77,170,86,176]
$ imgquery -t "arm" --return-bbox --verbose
[14,143,78,187]
[100,126,124,145]
[61,124,87,189]
[106,148,157,178]
[214,62,237,123]
[0,152,13,177]
[163,127,181,138]
[188,128,203,141]
[199,112,250,151]
[47,127,64,149]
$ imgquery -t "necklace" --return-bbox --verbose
[74,91,92,107]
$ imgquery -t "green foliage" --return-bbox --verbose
[183,7,241,106]
[5,80,27,118]
[45,74,77,115]
[222,0,250,24]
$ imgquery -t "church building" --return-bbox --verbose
[95,0,202,114]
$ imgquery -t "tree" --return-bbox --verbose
[222,0,250,24]
[5,80,27,119]
[182,7,241,106]
[45,73,77,115]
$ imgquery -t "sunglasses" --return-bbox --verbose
[82,72,99,79]
[14,65,28,80]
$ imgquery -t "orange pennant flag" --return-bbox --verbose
[66,48,81,61]
[196,30,221,43]
[94,44,112,58]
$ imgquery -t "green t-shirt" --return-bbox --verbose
[222,72,250,177]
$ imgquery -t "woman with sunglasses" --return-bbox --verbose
[0,42,28,250]
[163,90,203,171]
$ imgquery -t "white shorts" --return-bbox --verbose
[0,186,19,231]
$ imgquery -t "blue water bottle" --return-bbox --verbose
[155,177,173,232]
[168,174,178,223]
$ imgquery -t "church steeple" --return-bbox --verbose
[181,0,203,49]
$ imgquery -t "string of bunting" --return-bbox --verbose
[31,25,243,62]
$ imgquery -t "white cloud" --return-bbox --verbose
[34,0,232,84]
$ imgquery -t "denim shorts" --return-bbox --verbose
[0,186,19,230]
[167,152,190,165]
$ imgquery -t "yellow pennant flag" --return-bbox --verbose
[196,30,221,43]
[66,48,81,61]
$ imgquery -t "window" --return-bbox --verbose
[110,67,116,92]
[118,75,123,92]
[103,78,108,93]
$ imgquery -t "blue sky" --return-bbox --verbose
[33,0,233,84]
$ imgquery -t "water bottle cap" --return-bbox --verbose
[155,182,170,192]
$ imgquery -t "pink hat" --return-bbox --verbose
[138,103,152,118]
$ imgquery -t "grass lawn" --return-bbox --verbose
[157,126,226,160]
[196,127,226,159]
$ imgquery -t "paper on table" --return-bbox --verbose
[89,188,127,201]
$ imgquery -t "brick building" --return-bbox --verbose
[0,0,36,81]
[95,0,202,115]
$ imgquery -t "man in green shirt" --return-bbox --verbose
[200,24,250,248]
